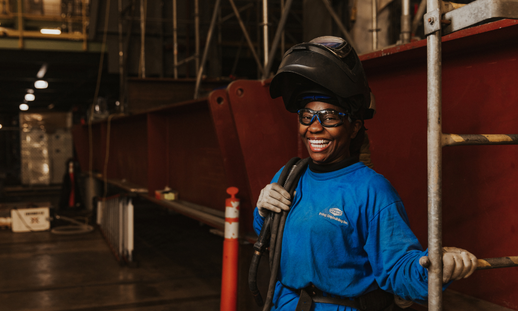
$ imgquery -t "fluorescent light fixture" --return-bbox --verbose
[40,28,61,35]
[25,93,35,101]
[37,64,48,79]
[19,103,29,111]
[34,80,48,89]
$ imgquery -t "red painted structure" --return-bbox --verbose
[73,19,518,310]
[209,19,518,309]
[359,20,518,309]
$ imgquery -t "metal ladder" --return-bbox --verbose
[424,0,518,310]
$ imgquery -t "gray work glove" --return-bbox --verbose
[256,183,291,217]
[419,247,477,283]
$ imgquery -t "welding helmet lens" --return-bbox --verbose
[309,36,353,59]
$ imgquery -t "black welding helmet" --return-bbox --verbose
[269,36,375,119]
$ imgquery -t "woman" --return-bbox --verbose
[253,36,477,311]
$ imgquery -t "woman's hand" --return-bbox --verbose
[256,183,292,217]
[419,247,478,283]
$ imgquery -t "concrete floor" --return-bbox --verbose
[0,196,224,311]
[1,188,512,311]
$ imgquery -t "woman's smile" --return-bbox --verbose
[307,138,331,152]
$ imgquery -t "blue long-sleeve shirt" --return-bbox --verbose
[254,162,439,310]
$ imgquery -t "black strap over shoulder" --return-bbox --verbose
[248,157,309,309]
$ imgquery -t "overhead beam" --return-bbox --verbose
[0,38,103,52]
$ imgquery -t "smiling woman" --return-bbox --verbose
[298,101,361,165]
[252,36,478,311]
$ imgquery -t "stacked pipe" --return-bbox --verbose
[97,195,134,264]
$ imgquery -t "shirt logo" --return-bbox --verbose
[319,207,348,225]
[329,208,343,216]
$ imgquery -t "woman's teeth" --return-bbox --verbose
[309,139,329,148]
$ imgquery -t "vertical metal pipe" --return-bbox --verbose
[262,0,268,67]
[82,0,88,50]
[426,0,443,309]
[195,0,200,74]
[118,0,125,108]
[228,0,264,74]
[401,0,411,43]
[159,0,164,78]
[17,0,23,48]
[412,0,427,36]
[280,0,285,56]
[127,199,134,262]
[67,1,73,33]
[140,0,146,78]
[262,0,294,79]
[172,0,178,78]
[194,0,222,99]
[372,0,378,50]
[321,0,357,51]
[118,198,123,257]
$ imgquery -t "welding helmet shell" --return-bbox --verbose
[270,36,375,119]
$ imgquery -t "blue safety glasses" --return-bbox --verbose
[297,108,347,127]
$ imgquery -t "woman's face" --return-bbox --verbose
[299,101,362,165]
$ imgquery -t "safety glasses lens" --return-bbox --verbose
[298,109,345,127]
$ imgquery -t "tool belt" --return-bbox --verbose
[295,284,394,311]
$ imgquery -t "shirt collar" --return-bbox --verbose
[308,155,360,173]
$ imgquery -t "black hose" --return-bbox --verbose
[269,212,280,267]
[248,157,301,306]
[268,157,301,265]
[262,158,309,311]
[248,212,272,306]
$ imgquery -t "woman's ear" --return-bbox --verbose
[350,120,363,139]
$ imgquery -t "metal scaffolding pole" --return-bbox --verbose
[139,0,146,78]
[425,0,443,309]
[412,0,427,37]
[194,0,222,99]
[401,0,411,43]
[372,0,378,50]
[262,0,294,80]
[82,0,88,50]
[17,0,23,48]
[118,0,125,111]
[228,0,264,74]
[195,0,200,74]
[321,0,357,51]
[262,0,269,67]
[280,0,285,56]
[172,0,178,78]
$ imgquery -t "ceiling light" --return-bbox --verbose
[19,103,29,111]
[25,93,35,101]
[37,64,48,79]
[35,80,48,89]
[40,28,61,35]
[0,124,3,129]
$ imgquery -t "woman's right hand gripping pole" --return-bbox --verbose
[257,183,292,217]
